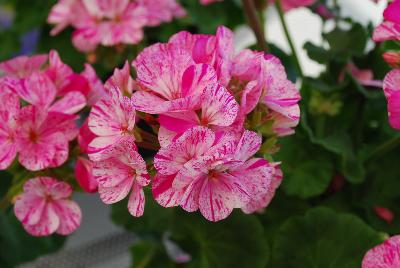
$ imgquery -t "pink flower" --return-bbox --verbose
[92,138,150,217]
[373,206,394,225]
[16,105,78,171]
[14,177,82,236]
[383,69,400,129]
[269,0,316,12]
[0,90,19,169]
[153,127,279,221]
[137,0,186,26]
[341,62,383,88]
[373,0,400,42]
[232,50,301,136]
[104,61,135,96]
[88,87,136,161]
[75,157,98,193]
[362,235,400,268]
[383,52,400,68]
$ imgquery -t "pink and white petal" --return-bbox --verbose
[53,200,82,235]
[158,111,199,133]
[388,90,400,130]
[49,91,86,115]
[214,26,234,86]
[241,80,262,114]
[72,27,101,53]
[46,50,74,89]
[179,177,204,212]
[22,177,55,195]
[127,183,145,217]
[133,43,194,100]
[201,84,239,127]
[383,69,400,97]
[98,178,134,204]
[81,64,106,106]
[93,157,134,188]
[14,193,46,226]
[23,204,60,237]
[45,112,79,141]
[362,235,400,268]
[88,87,135,137]
[158,126,178,147]
[373,21,400,42]
[18,138,56,171]
[154,126,215,175]
[152,174,183,208]
[232,49,262,81]
[0,54,47,78]
[75,157,98,193]
[50,180,73,200]
[105,61,135,95]
[17,72,57,108]
[0,141,17,170]
[234,130,262,161]
[87,135,121,161]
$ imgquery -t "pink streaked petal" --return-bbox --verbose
[383,69,400,98]
[241,80,262,114]
[152,174,183,208]
[50,180,73,200]
[17,138,56,172]
[105,61,135,95]
[93,158,134,188]
[23,204,60,237]
[0,54,47,78]
[362,235,400,268]
[158,126,177,147]
[88,87,135,137]
[98,178,134,204]
[179,176,204,212]
[17,72,57,108]
[46,50,73,90]
[373,21,400,42]
[72,27,101,52]
[127,183,145,217]
[138,0,186,26]
[49,139,69,168]
[133,43,194,100]
[232,49,263,81]
[14,193,46,226]
[235,130,262,161]
[49,91,86,115]
[214,26,234,86]
[0,141,17,170]
[201,84,239,127]
[87,136,121,161]
[154,126,215,175]
[78,118,96,153]
[53,200,82,235]
[45,112,79,141]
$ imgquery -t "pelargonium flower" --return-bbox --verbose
[232,49,301,136]
[48,0,185,52]
[153,126,279,221]
[14,177,82,237]
[92,138,150,217]
[362,235,400,268]
[373,0,400,42]
[383,69,400,129]
[88,87,136,161]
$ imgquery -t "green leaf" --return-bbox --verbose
[131,240,176,268]
[271,207,384,268]
[276,135,334,198]
[304,42,332,64]
[0,209,66,268]
[171,211,269,268]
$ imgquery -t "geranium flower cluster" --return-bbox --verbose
[373,0,400,129]
[85,26,300,222]
[0,51,104,236]
[47,0,186,52]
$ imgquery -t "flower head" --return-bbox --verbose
[373,0,400,42]
[362,235,400,268]
[14,177,82,236]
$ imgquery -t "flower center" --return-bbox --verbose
[29,129,39,143]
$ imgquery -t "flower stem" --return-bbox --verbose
[242,0,269,52]
[366,136,400,161]
[275,0,304,78]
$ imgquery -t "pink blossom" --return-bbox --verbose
[48,0,185,52]
[92,138,149,217]
[14,177,82,236]
[383,52,400,68]
[362,235,400,268]
[373,0,400,42]
[88,87,136,161]
[0,91,19,169]
[16,105,78,171]
[105,61,135,96]
[153,127,279,221]
[341,62,383,88]
[383,69,400,129]
[75,157,98,193]
[373,206,394,225]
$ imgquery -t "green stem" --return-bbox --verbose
[366,136,400,161]
[241,0,269,52]
[275,0,304,78]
